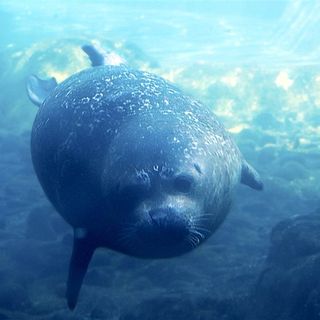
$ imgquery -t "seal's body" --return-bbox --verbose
[27,45,262,309]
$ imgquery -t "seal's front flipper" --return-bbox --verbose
[26,75,57,107]
[82,44,125,67]
[66,229,96,310]
[241,161,263,190]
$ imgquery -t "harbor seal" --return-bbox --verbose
[27,44,263,310]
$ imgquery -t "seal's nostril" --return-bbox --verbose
[149,208,167,221]
[148,209,168,228]
[148,207,179,227]
[147,208,189,238]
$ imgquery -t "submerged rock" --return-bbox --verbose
[247,213,320,320]
[25,207,57,241]
[268,214,320,265]
[120,295,245,320]
[0,283,31,311]
[252,112,281,130]
[0,313,9,320]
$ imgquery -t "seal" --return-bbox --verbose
[27,44,263,310]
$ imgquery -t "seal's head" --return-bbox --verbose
[102,116,224,258]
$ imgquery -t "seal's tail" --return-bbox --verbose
[66,230,96,310]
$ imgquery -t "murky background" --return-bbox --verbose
[0,0,319,319]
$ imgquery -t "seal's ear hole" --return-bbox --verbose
[174,174,194,194]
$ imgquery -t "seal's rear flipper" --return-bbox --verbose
[66,230,96,310]
[82,44,125,67]
[241,161,263,190]
[26,75,57,107]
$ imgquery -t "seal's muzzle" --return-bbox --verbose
[138,207,190,246]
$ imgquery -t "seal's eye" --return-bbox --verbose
[174,174,194,194]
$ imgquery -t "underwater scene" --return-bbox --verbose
[0,0,320,319]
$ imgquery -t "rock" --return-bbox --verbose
[257,146,277,163]
[120,295,245,320]
[0,313,9,320]
[0,219,6,229]
[47,312,79,320]
[237,128,276,148]
[252,112,281,130]
[268,214,320,266]
[274,161,308,181]
[91,307,112,319]
[247,214,320,320]
[50,215,69,235]
[0,283,31,311]
[8,239,50,275]
[90,299,118,319]
[86,268,112,287]
[61,232,73,246]
[25,207,57,241]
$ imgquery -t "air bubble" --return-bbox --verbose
[93,93,103,101]
[81,97,90,104]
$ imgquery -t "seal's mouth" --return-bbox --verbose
[138,207,190,246]
[116,207,208,258]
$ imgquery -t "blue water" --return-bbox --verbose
[0,0,319,319]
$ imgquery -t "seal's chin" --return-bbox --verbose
[117,207,205,258]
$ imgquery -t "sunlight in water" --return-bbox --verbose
[275,71,293,90]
